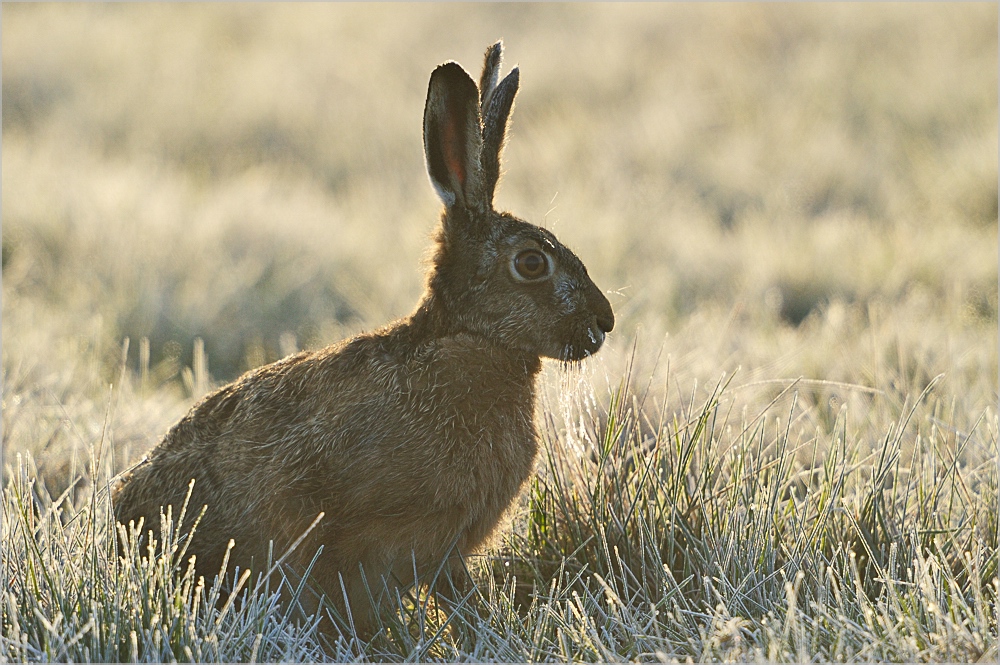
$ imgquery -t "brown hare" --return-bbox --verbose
[112,41,613,639]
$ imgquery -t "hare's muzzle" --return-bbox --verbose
[596,309,615,336]
[565,282,613,360]
[590,285,615,336]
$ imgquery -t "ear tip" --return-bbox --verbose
[432,61,466,77]
[482,41,505,71]
[501,67,520,93]
[430,61,478,91]
[483,42,503,77]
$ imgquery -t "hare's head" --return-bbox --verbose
[421,42,613,362]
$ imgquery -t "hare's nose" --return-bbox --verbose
[587,283,615,333]
[596,310,615,334]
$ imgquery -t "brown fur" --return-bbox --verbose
[112,42,614,639]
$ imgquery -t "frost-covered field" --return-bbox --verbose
[3,4,996,661]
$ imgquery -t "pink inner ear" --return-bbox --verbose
[442,101,467,188]
[443,122,466,187]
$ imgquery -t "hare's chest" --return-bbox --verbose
[459,406,538,487]
[407,361,538,504]
[417,407,537,554]
[425,386,538,494]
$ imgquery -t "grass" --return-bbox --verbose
[4,357,997,661]
[5,459,326,662]
[3,3,998,662]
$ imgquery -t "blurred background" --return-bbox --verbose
[3,4,997,485]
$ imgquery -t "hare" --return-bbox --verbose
[112,41,613,639]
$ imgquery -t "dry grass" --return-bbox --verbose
[3,4,997,662]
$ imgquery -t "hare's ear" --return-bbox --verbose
[479,42,503,111]
[479,42,519,204]
[423,62,485,211]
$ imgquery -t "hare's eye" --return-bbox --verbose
[512,249,550,281]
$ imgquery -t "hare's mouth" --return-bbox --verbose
[556,324,607,362]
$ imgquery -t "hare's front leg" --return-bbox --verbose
[420,549,477,642]
[300,556,395,644]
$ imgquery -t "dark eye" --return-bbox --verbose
[513,249,550,280]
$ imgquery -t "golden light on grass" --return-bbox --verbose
[3,4,996,661]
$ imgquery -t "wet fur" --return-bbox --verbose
[113,42,613,639]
